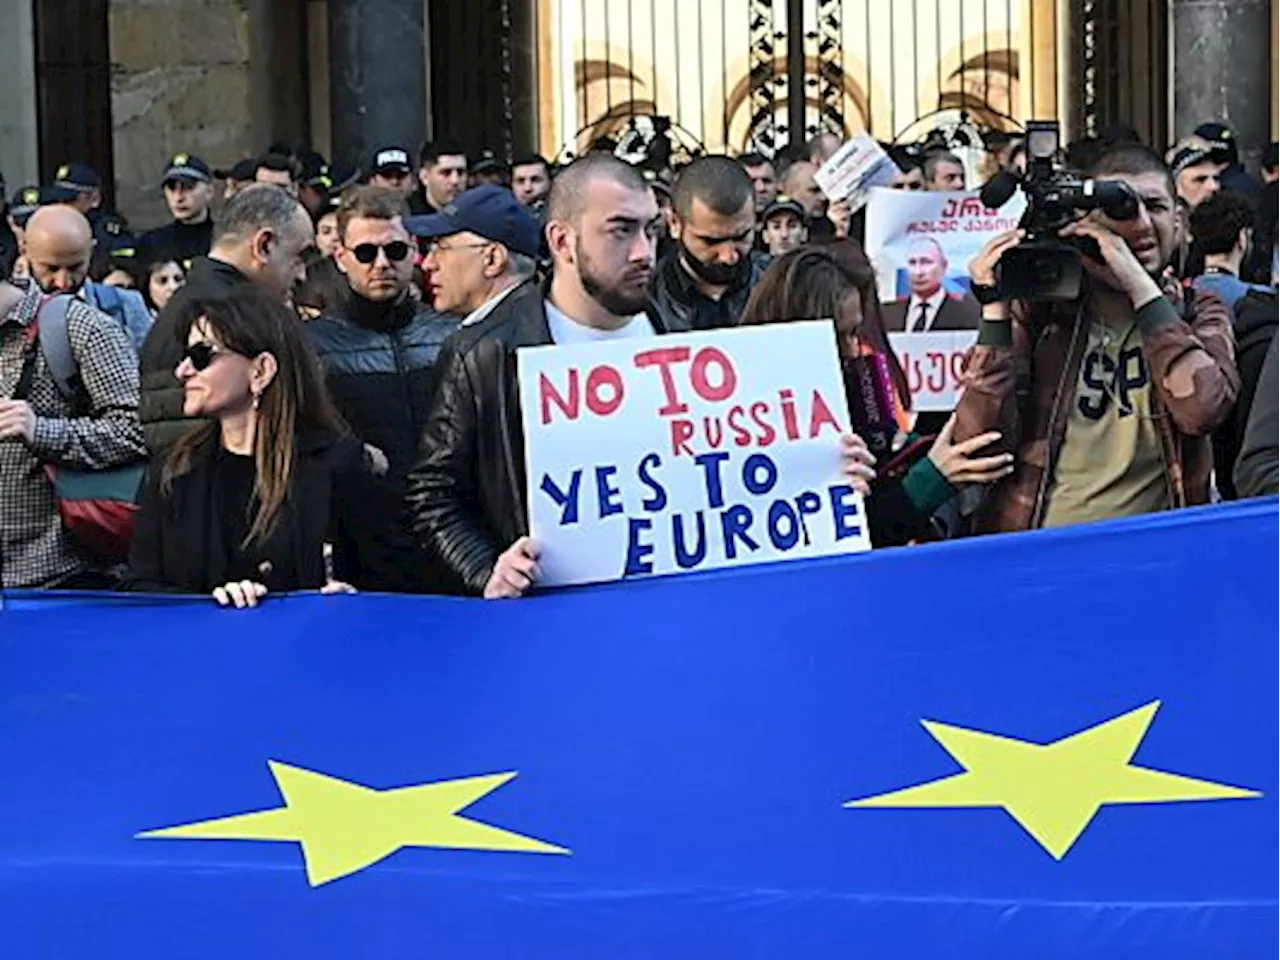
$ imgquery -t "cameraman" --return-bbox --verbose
[954,143,1239,533]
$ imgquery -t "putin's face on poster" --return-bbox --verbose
[906,238,946,300]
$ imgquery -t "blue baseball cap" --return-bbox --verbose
[406,185,540,258]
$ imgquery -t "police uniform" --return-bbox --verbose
[138,153,215,269]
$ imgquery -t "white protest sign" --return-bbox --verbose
[813,134,898,212]
[865,187,1026,411]
[888,331,977,412]
[518,323,872,588]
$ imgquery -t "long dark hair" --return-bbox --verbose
[162,283,348,545]
[137,257,186,312]
[737,241,911,410]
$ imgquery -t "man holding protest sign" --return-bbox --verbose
[409,154,877,598]
[407,155,683,597]
[954,142,1238,532]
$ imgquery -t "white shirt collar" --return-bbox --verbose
[910,288,947,313]
[461,281,520,327]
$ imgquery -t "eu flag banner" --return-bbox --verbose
[1,500,1276,958]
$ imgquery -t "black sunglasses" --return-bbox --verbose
[183,341,231,371]
[351,241,411,264]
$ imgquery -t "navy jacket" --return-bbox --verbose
[307,293,460,592]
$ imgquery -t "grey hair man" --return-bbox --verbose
[137,184,314,453]
[409,184,541,326]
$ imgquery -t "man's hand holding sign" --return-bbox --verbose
[512,322,874,594]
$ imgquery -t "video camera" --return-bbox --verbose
[979,120,1140,301]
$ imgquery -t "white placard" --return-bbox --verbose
[888,331,978,412]
[518,323,872,587]
[866,187,1025,411]
[813,134,899,212]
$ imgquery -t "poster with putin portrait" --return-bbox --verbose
[864,187,1026,411]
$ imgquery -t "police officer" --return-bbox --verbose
[6,186,46,279]
[138,153,216,268]
[50,163,132,268]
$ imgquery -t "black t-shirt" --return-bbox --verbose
[407,188,435,217]
[212,445,257,582]
[140,218,214,269]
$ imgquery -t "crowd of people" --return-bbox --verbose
[1,118,1275,604]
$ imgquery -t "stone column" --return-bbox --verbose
[1172,0,1272,170]
[0,0,40,189]
[328,0,427,166]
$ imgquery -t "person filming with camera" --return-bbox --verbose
[954,137,1239,533]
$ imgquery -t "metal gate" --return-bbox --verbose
[532,0,1170,161]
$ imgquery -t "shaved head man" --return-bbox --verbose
[542,153,661,323]
[24,203,156,351]
[23,204,94,294]
[407,153,678,602]
[653,155,771,330]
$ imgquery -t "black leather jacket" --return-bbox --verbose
[405,281,682,595]
[651,249,771,331]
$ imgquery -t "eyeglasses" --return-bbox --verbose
[350,241,411,264]
[183,341,233,371]
[423,240,492,257]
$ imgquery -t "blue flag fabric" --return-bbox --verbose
[1,499,1276,957]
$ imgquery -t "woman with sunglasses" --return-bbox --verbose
[125,283,365,607]
[737,241,1013,547]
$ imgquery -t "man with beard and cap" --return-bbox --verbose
[406,153,683,597]
[652,155,770,330]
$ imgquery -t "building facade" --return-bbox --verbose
[0,0,1273,227]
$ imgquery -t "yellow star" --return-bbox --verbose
[845,701,1261,859]
[138,761,569,886]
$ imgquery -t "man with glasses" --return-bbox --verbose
[306,185,461,593]
[409,184,540,327]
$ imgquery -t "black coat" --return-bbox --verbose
[882,295,981,333]
[138,258,252,455]
[406,281,681,595]
[305,294,460,592]
[651,249,771,331]
[124,430,366,595]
